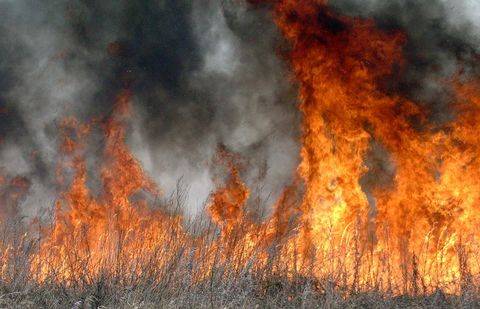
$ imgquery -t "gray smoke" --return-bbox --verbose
[1,0,479,219]
[0,0,299,217]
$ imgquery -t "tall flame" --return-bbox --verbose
[33,91,184,282]
[268,0,480,292]
[0,0,479,296]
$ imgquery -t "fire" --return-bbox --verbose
[32,91,185,282]
[0,0,479,297]
[267,0,480,293]
[208,146,250,233]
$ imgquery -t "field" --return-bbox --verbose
[1,0,480,308]
[1,209,480,308]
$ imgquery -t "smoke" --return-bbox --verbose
[0,0,299,217]
[0,0,107,216]
[0,0,478,218]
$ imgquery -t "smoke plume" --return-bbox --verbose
[0,0,299,217]
[0,0,479,217]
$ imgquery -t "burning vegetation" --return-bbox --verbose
[1,0,480,307]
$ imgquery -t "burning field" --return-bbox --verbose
[1,0,480,307]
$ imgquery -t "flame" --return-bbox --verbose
[208,146,250,233]
[0,0,479,296]
[268,0,480,293]
[32,91,185,283]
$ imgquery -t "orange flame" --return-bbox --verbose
[33,91,184,282]
[0,0,479,296]
[268,0,480,293]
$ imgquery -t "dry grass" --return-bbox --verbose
[1,202,480,308]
